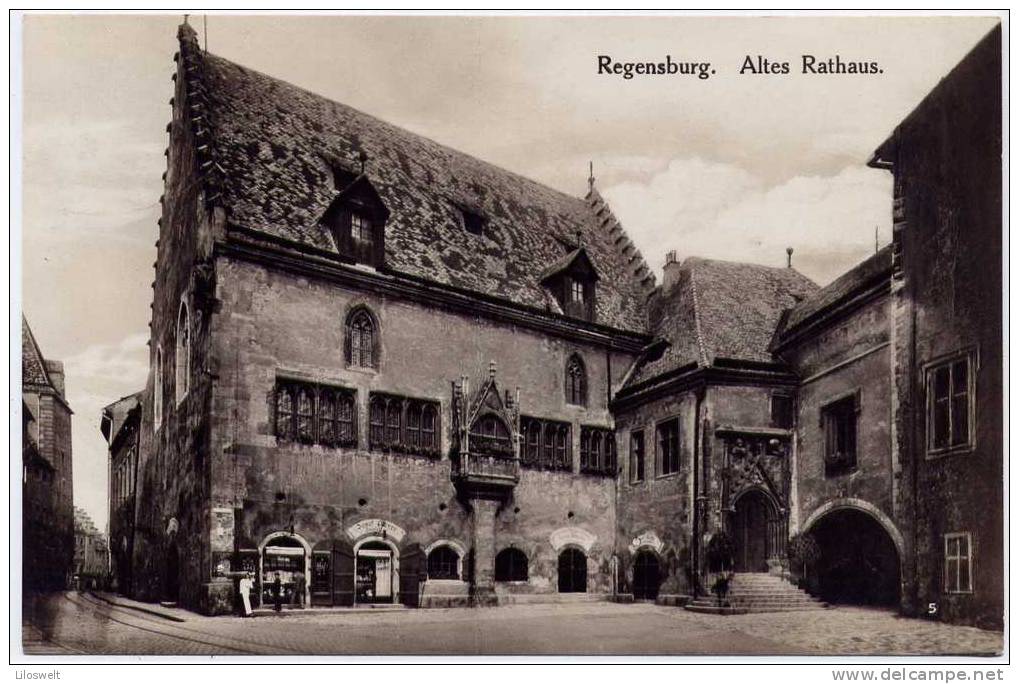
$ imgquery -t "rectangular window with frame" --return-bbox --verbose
[656,418,680,476]
[630,429,645,483]
[274,380,357,448]
[368,392,441,457]
[771,393,795,429]
[944,532,972,594]
[926,352,974,455]
[822,394,858,477]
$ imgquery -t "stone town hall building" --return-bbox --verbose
[125,23,1001,628]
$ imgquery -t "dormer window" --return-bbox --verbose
[351,211,373,249]
[461,209,485,236]
[540,246,600,323]
[320,175,390,269]
[569,278,585,304]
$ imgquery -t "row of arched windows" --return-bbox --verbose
[342,306,592,408]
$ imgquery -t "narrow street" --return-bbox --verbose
[20,592,1003,657]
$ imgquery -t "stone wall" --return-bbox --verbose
[206,254,633,606]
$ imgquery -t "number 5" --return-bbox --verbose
[928,602,938,614]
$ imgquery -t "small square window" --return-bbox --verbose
[944,532,973,594]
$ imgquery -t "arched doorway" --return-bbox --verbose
[733,490,774,572]
[808,508,900,606]
[259,532,311,608]
[558,548,587,593]
[632,550,660,600]
[355,540,398,604]
[164,542,180,604]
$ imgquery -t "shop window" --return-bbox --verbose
[944,532,973,594]
[822,394,858,477]
[495,548,528,582]
[656,418,680,476]
[427,546,460,580]
[926,352,975,455]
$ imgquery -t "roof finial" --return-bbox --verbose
[575,228,584,248]
[587,161,595,191]
[358,150,369,175]
[786,246,794,268]
[489,360,497,378]
[183,13,190,25]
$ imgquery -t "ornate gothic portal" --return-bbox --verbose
[719,429,791,573]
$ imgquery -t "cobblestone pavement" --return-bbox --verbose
[19,592,1003,657]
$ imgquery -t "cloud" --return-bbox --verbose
[61,333,150,532]
[601,159,892,285]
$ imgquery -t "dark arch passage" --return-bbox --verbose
[632,551,661,600]
[558,548,587,593]
[808,508,900,606]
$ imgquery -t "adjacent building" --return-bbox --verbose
[101,392,143,594]
[74,507,110,589]
[120,22,1001,629]
[22,316,74,593]
[869,25,1003,629]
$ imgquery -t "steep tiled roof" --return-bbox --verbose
[182,26,653,332]
[22,316,53,390]
[627,258,818,386]
[780,245,892,336]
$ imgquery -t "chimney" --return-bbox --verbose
[44,360,65,398]
[663,250,683,289]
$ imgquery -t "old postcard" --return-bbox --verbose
[13,12,1006,665]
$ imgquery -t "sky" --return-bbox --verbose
[18,13,999,531]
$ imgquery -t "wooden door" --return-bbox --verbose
[400,543,423,608]
[331,541,355,607]
[735,494,770,572]
[558,548,587,593]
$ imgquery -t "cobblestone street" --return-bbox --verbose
[19,592,1003,657]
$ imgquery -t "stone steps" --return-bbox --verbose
[684,573,827,615]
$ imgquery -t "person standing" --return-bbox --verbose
[272,572,283,613]
[293,571,306,609]
[239,572,254,617]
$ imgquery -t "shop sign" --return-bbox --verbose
[345,518,406,543]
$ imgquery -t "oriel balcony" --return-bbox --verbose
[451,440,520,499]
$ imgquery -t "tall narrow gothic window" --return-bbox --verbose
[566,354,587,406]
[154,346,163,431]
[421,404,437,450]
[346,308,377,369]
[369,396,386,446]
[175,302,190,404]
[275,385,294,441]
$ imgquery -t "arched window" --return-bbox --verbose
[469,414,512,456]
[406,402,422,448]
[154,346,163,431]
[494,548,529,582]
[523,419,541,465]
[346,307,378,369]
[175,301,190,404]
[296,387,315,443]
[555,425,571,470]
[427,545,460,580]
[318,390,337,445]
[565,354,587,406]
[337,392,356,444]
